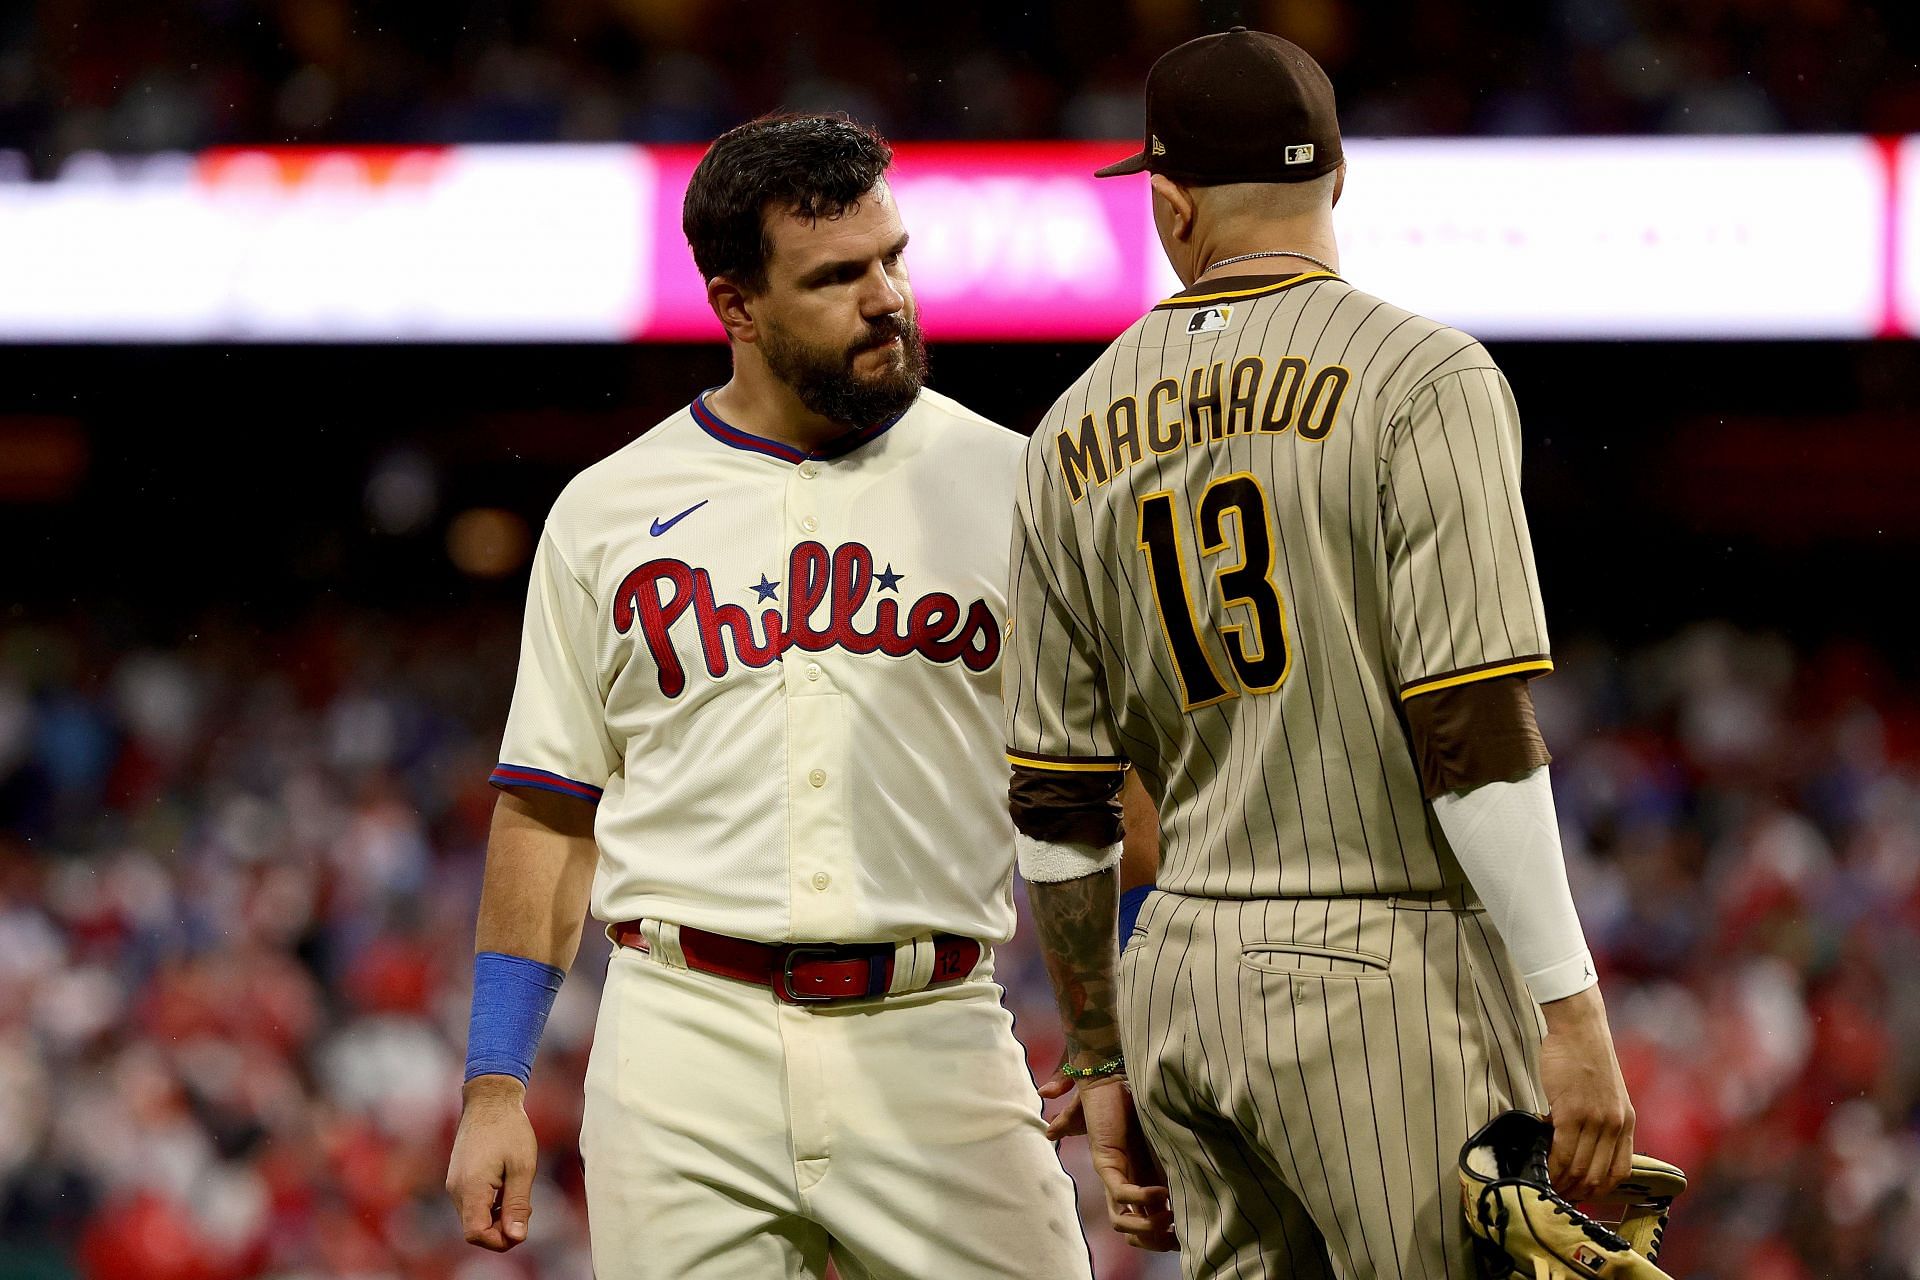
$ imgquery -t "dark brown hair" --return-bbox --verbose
[682,113,894,293]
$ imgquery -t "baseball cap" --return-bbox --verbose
[1094,27,1343,185]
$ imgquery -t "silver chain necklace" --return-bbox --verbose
[1203,249,1338,276]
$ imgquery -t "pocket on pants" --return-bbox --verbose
[1239,941,1391,979]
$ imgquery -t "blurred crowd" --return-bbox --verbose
[4,608,1920,1278]
[1,0,1915,177]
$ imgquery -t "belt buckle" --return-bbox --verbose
[778,943,849,1004]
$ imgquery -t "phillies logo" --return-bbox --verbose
[613,541,1001,697]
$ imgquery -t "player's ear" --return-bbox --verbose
[707,276,757,344]
[1332,161,1346,208]
[1149,174,1196,243]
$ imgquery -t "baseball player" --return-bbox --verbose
[444,114,1093,1280]
[1003,29,1637,1278]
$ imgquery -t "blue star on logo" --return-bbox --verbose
[750,574,780,602]
[876,563,904,592]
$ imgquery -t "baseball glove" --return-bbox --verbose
[1459,1111,1687,1280]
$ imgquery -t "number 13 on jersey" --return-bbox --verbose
[1137,473,1293,711]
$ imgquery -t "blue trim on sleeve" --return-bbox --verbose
[489,763,604,804]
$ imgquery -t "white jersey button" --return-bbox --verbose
[805,663,822,681]
[798,461,821,479]
[808,769,827,788]
[811,871,831,891]
[800,515,819,533]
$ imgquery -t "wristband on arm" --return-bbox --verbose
[465,951,567,1085]
[1015,833,1122,883]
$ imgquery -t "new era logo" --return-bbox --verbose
[1187,305,1233,335]
[1150,134,1166,156]
[1285,143,1316,165]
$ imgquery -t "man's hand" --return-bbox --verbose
[446,1075,539,1251]
[1024,866,1174,1248]
[1538,985,1635,1201]
[1078,1075,1177,1252]
[1039,1067,1084,1140]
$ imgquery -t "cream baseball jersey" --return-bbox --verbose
[492,387,1024,945]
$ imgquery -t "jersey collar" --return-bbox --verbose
[1153,270,1340,309]
[690,389,908,464]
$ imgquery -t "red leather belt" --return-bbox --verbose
[609,921,982,1005]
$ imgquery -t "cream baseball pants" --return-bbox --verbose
[580,935,1094,1279]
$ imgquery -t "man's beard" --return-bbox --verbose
[761,310,928,430]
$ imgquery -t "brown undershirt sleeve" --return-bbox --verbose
[1008,765,1127,846]
[1403,674,1552,800]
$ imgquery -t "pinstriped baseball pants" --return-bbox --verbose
[1119,889,1547,1280]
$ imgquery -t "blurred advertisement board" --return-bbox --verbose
[1336,137,1887,340]
[0,138,1903,342]
[636,142,1169,341]
[1896,137,1920,340]
[0,147,649,341]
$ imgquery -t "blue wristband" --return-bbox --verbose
[465,951,567,1085]
[1118,884,1154,944]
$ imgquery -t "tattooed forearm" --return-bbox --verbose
[1029,866,1122,1066]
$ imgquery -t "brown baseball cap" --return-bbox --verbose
[1095,26,1343,185]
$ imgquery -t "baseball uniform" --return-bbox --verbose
[495,387,1092,1279]
[1005,271,1550,1278]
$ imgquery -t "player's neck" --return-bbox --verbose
[1185,219,1339,287]
[708,368,849,456]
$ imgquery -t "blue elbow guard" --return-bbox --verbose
[465,951,567,1085]
[1118,884,1154,944]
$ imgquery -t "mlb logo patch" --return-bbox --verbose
[1572,1245,1607,1273]
[1187,305,1233,335]
[1285,143,1316,166]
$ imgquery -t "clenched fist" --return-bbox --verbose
[446,1076,540,1251]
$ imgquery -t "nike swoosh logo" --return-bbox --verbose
[649,500,708,537]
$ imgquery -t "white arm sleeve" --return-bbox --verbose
[1017,833,1123,884]
[1432,765,1596,1005]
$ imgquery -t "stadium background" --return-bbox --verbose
[3,2,1920,1278]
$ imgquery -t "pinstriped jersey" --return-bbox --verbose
[1003,272,1551,898]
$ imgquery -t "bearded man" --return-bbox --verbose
[443,114,1096,1280]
